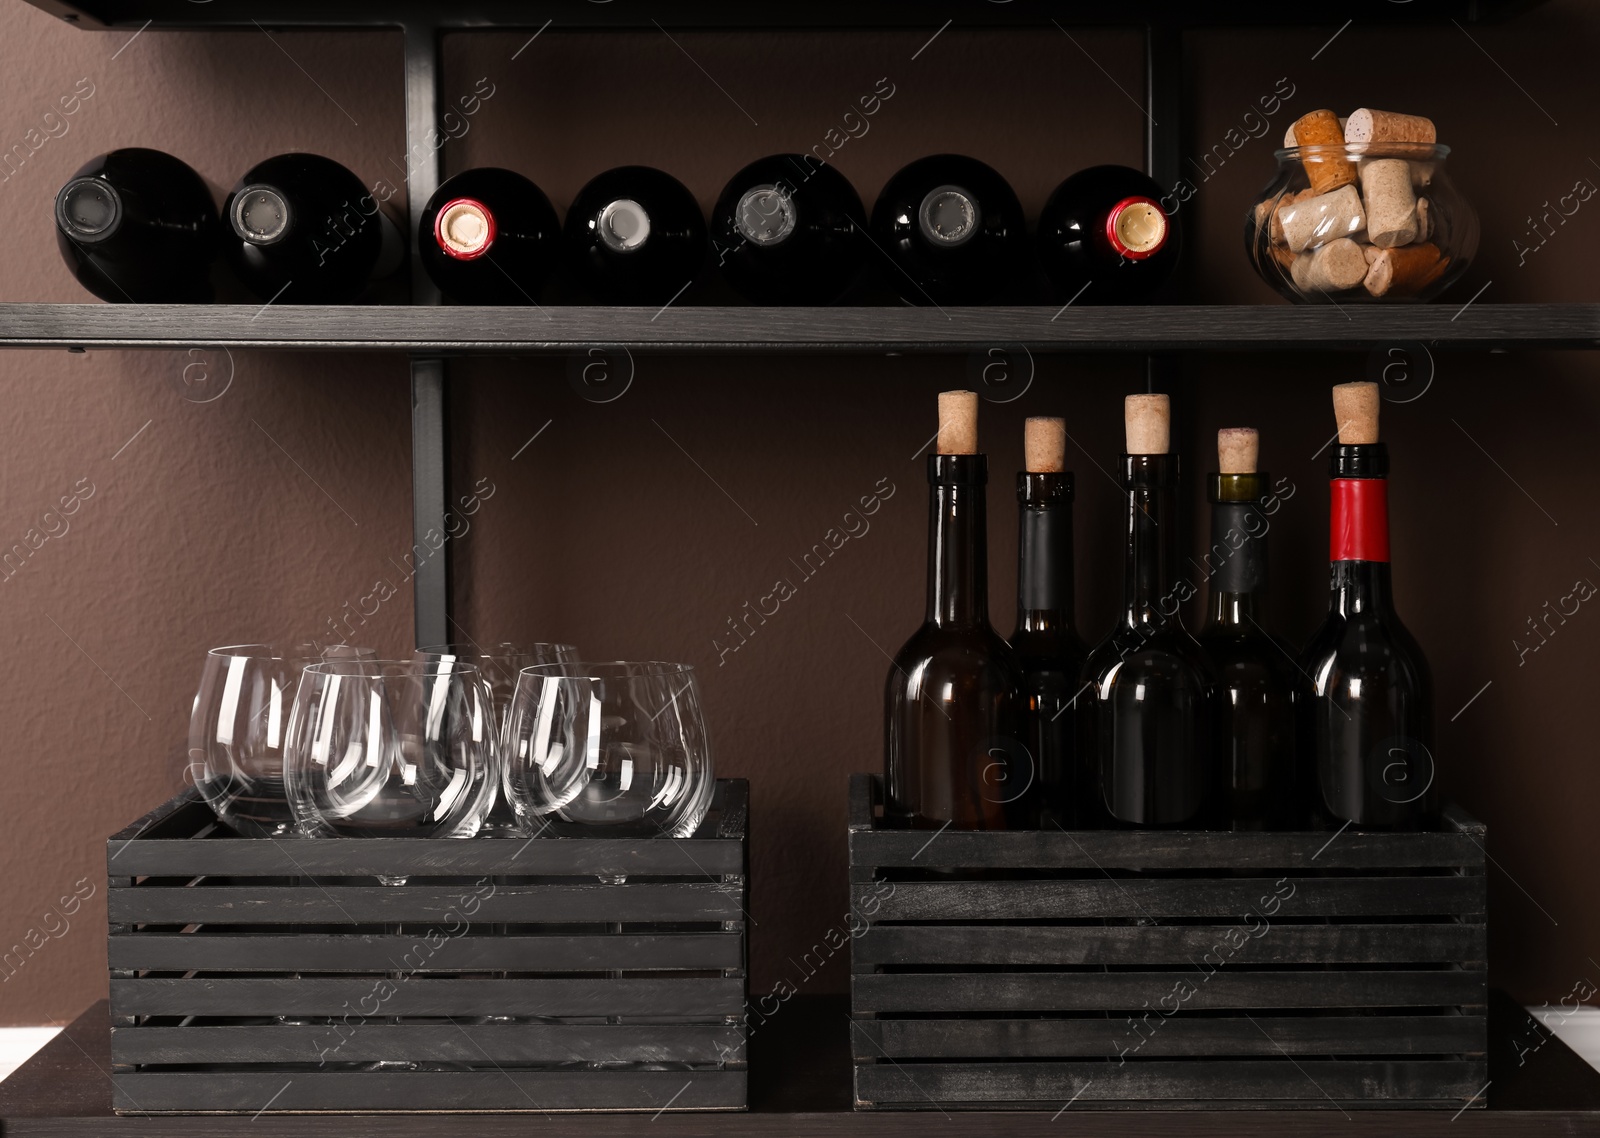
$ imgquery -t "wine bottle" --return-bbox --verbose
[563,165,706,305]
[223,153,404,304]
[869,154,1025,306]
[418,167,561,305]
[1302,382,1437,830]
[711,154,865,304]
[1013,417,1088,828]
[1037,165,1180,304]
[885,391,1033,830]
[1199,428,1301,830]
[53,148,218,303]
[1079,394,1216,828]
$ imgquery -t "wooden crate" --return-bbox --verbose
[106,780,749,1114]
[847,774,1487,1111]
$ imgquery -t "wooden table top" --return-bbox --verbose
[3,992,1597,1135]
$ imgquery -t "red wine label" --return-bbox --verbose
[1330,478,1390,562]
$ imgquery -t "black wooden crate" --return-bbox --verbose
[106,780,748,1114]
[847,774,1487,1112]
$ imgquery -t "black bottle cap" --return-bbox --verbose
[56,177,121,243]
[232,185,291,245]
[1330,443,1389,479]
[1018,471,1073,504]
[929,453,986,486]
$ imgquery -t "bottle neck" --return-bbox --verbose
[1016,472,1075,635]
[1330,559,1396,615]
[1121,454,1178,628]
[1206,474,1269,630]
[1327,450,1394,615]
[926,454,989,627]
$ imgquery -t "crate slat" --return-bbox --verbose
[110,836,745,878]
[113,1069,747,1113]
[854,923,1485,966]
[109,932,742,972]
[849,828,1482,871]
[110,882,745,925]
[870,876,1483,921]
[112,1022,745,1065]
[853,1014,1488,1059]
[853,1059,1489,1108]
[854,970,1487,1014]
[112,976,745,1018]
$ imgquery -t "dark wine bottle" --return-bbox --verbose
[54,148,218,303]
[562,165,706,305]
[1013,417,1088,828]
[1302,382,1437,830]
[1037,165,1179,304]
[1079,394,1216,828]
[711,154,865,305]
[418,167,561,305]
[223,153,404,304]
[885,391,1034,830]
[869,154,1025,306]
[1199,428,1301,830]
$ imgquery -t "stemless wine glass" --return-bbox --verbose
[503,661,716,840]
[415,642,578,836]
[283,658,497,850]
[189,643,375,837]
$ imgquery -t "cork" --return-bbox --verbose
[937,390,978,455]
[1360,158,1419,248]
[1270,187,1316,245]
[1363,242,1450,298]
[1280,184,1366,253]
[1290,237,1368,293]
[1023,417,1066,473]
[1124,393,1170,455]
[1345,108,1437,146]
[1415,197,1432,241]
[1218,428,1259,475]
[1283,116,1348,148]
[1333,382,1380,445]
[1290,110,1356,194]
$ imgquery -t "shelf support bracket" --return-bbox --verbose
[403,20,450,648]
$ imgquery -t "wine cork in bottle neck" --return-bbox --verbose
[1218,427,1258,474]
[937,390,979,454]
[1124,393,1170,455]
[1333,381,1380,444]
[1024,417,1066,473]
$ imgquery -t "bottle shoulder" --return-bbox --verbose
[1083,622,1216,684]
[890,622,1021,682]
[1301,610,1433,691]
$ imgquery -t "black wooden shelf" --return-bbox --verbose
[18,0,1550,32]
[2,993,1597,1134]
[0,303,1595,354]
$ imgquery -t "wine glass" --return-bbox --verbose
[415,642,578,836]
[189,643,374,837]
[503,661,716,841]
[282,658,496,852]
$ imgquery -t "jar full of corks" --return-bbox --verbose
[1246,107,1478,303]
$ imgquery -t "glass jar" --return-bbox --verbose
[1246,143,1477,303]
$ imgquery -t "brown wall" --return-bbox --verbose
[1,2,1597,1025]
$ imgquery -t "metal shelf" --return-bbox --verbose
[1,303,1595,353]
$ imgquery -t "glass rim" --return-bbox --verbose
[419,642,578,658]
[1275,142,1450,161]
[206,642,377,661]
[518,660,696,680]
[300,657,485,677]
